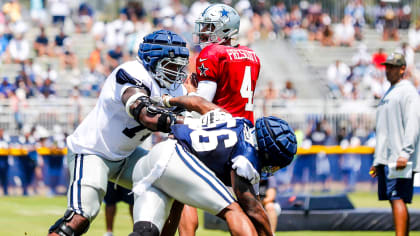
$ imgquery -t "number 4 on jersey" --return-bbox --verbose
[240,66,254,111]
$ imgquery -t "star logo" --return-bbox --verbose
[198,63,209,76]
[220,8,229,17]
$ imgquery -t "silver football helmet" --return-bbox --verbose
[194,4,240,48]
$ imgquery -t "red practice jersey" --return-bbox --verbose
[196,44,260,123]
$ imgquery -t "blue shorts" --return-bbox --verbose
[376,165,413,203]
[104,182,134,205]
[52,15,65,24]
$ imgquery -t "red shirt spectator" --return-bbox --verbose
[372,48,387,70]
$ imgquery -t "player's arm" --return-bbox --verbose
[230,170,272,236]
[122,87,182,132]
[166,95,223,115]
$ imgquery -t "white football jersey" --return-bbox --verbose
[67,60,186,161]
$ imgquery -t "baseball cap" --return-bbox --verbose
[381,53,406,66]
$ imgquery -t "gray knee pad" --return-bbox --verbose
[129,221,159,236]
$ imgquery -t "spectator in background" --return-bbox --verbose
[39,130,65,196]
[34,26,49,56]
[270,1,287,36]
[261,80,278,116]
[374,2,388,33]
[370,53,420,236]
[87,43,103,72]
[316,151,331,192]
[15,66,35,98]
[8,88,26,130]
[76,2,94,33]
[352,44,371,66]
[334,15,355,47]
[15,128,38,195]
[252,0,274,40]
[6,33,29,63]
[0,128,10,195]
[383,6,399,41]
[345,0,365,41]
[370,72,390,99]
[0,24,10,57]
[280,80,297,100]
[327,60,351,97]
[372,48,387,71]
[103,183,134,236]
[106,44,123,72]
[283,5,302,39]
[53,28,67,56]
[38,77,56,99]
[306,2,323,42]
[2,0,21,23]
[0,77,14,97]
[408,20,420,52]
[59,39,78,72]
[30,0,47,25]
[292,119,330,193]
[340,135,362,192]
[320,24,334,47]
[309,119,331,192]
[80,66,105,97]
[398,4,411,30]
[351,44,371,85]
[49,0,70,26]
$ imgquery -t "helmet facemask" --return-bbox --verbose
[259,144,281,178]
[154,56,188,90]
[194,20,238,48]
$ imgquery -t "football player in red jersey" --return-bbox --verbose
[186,3,261,124]
[174,3,263,236]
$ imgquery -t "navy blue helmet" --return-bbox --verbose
[138,30,189,89]
[255,116,297,177]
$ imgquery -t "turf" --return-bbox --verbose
[2,192,420,235]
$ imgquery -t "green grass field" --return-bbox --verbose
[2,192,420,236]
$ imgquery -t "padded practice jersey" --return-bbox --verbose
[195,44,260,123]
[171,114,261,186]
[67,60,186,161]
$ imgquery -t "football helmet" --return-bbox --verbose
[138,30,189,90]
[255,116,297,178]
[194,4,240,48]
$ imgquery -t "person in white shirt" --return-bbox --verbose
[48,30,190,236]
[370,53,420,236]
[7,33,29,63]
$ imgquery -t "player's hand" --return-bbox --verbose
[150,94,173,108]
[149,96,165,107]
[369,166,377,178]
[396,156,408,170]
[184,73,198,94]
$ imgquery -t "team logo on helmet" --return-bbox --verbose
[194,4,240,48]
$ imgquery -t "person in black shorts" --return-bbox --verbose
[103,182,133,236]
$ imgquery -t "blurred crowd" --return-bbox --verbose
[326,41,420,100]
[287,117,376,194]
[0,0,417,102]
[0,125,67,196]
